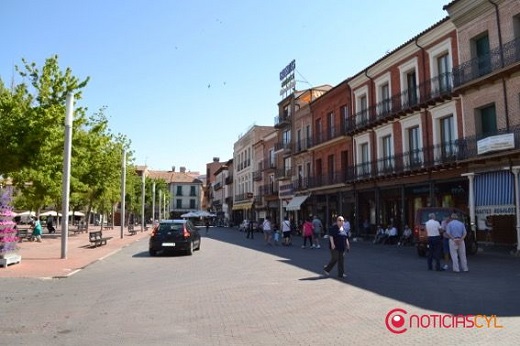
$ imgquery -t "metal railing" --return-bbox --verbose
[453,37,520,87]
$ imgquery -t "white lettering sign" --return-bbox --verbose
[477,133,515,155]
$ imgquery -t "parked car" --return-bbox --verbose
[149,219,201,256]
[413,207,478,257]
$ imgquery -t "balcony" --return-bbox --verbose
[274,114,291,128]
[259,183,279,197]
[254,195,264,207]
[292,177,310,192]
[453,37,520,89]
[313,125,345,147]
[294,137,313,154]
[235,192,253,202]
[274,141,292,153]
[253,170,263,181]
[261,159,276,171]
[213,182,222,191]
[345,74,455,135]
[275,168,293,180]
[225,175,233,185]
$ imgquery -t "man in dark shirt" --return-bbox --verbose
[323,216,350,279]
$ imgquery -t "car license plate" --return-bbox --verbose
[162,242,175,247]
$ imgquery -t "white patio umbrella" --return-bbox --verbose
[68,211,85,216]
[40,210,62,217]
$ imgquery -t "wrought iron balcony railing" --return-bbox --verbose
[453,37,520,87]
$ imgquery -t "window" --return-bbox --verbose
[359,95,368,125]
[190,186,196,196]
[327,112,335,139]
[406,71,418,106]
[315,119,322,143]
[297,165,303,188]
[382,135,392,170]
[437,54,450,93]
[341,150,348,181]
[306,162,311,186]
[269,149,275,167]
[282,130,291,149]
[440,115,455,157]
[380,83,390,115]
[474,34,491,76]
[327,154,334,184]
[408,126,421,166]
[189,199,196,209]
[477,104,497,138]
[340,105,349,131]
[306,125,311,148]
[283,104,290,118]
[361,143,370,175]
[176,186,183,196]
[296,129,302,151]
[176,199,182,209]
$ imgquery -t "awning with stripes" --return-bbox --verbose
[475,171,515,214]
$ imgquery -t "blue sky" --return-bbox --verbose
[1,0,449,174]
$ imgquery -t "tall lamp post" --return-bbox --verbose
[152,182,156,222]
[120,149,126,239]
[61,92,74,259]
[141,171,146,231]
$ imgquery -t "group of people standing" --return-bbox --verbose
[425,212,469,273]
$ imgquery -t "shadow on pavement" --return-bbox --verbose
[206,226,520,317]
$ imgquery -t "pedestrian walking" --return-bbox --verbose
[323,216,350,279]
[205,219,210,235]
[425,213,442,271]
[446,213,469,273]
[312,215,323,248]
[301,217,314,249]
[281,217,292,246]
[29,219,43,242]
[246,220,254,239]
[262,216,273,246]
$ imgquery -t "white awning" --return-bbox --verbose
[285,195,310,211]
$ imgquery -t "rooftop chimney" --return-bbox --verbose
[180,166,186,173]
[213,157,220,162]
[171,166,175,172]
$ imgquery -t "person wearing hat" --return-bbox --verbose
[446,213,469,272]
[29,218,43,242]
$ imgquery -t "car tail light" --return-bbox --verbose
[183,227,190,239]
[413,226,420,238]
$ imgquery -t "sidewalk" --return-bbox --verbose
[0,226,150,279]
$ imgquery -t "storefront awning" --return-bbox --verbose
[285,195,310,211]
[475,171,514,213]
[232,202,253,211]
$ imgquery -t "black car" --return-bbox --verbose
[149,219,201,256]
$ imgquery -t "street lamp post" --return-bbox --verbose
[120,149,126,239]
[141,171,146,231]
[61,92,74,259]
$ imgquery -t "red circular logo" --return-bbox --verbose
[385,308,408,334]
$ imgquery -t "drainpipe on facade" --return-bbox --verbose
[488,0,510,130]
[415,37,431,167]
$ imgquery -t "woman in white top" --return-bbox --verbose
[262,216,273,246]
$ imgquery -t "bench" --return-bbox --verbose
[16,229,30,242]
[103,225,114,230]
[128,225,138,235]
[89,231,113,247]
[70,224,88,235]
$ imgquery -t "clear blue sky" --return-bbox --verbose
[1,0,449,174]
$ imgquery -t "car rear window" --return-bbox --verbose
[158,223,184,234]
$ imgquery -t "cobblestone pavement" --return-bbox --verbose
[0,226,519,345]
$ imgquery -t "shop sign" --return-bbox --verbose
[477,133,515,155]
